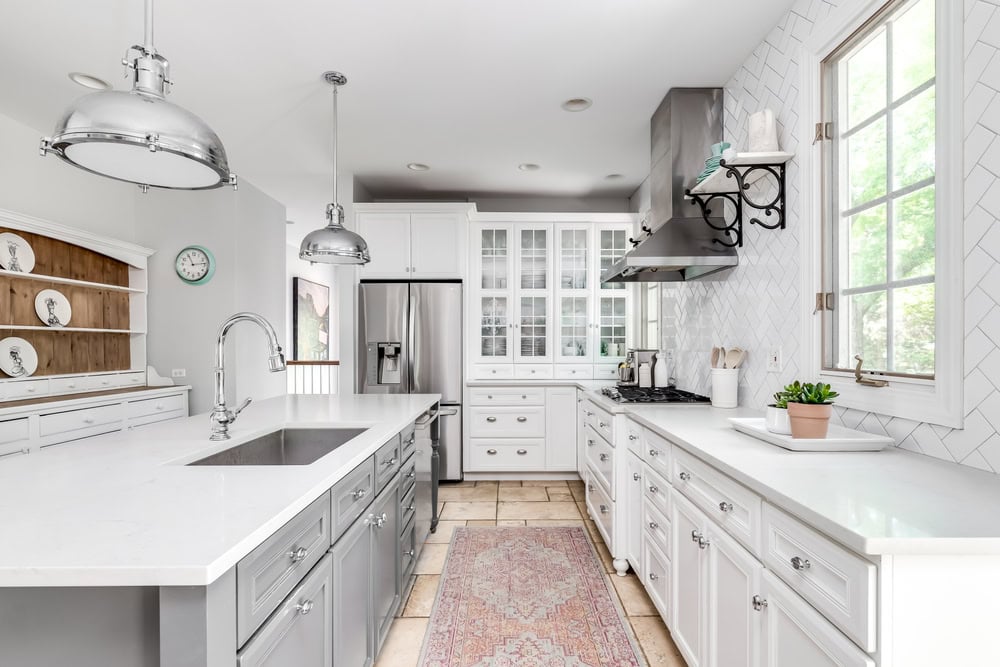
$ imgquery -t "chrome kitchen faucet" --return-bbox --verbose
[210,313,286,440]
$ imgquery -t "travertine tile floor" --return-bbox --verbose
[374,479,688,667]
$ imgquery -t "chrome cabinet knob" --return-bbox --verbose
[599,504,609,514]
[719,501,734,513]
[486,449,497,455]
[587,439,596,447]
[374,512,388,529]
[598,421,607,428]
[649,572,659,581]
[351,488,367,500]
[691,530,702,543]
[516,449,527,455]
[294,599,314,615]
[648,521,658,529]
[585,411,594,417]
[791,556,811,571]
[382,456,398,467]
[521,394,527,399]
[287,546,308,563]
[487,395,493,399]
[406,471,416,479]
[633,472,641,481]
[752,595,768,612]
[486,416,497,423]
[628,434,638,441]
[679,471,691,481]
[405,503,415,512]
[698,536,710,549]
[599,453,609,462]
[588,484,595,492]
[648,485,658,494]
[648,449,658,457]
[516,416,527,422]
[403,549,415,558]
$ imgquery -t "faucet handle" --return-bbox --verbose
[233,397,252,417]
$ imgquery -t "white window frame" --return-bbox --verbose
[799,0,963,428]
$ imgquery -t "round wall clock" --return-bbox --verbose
[175,245,216,285]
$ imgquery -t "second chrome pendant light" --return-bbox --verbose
[299,72,370,265]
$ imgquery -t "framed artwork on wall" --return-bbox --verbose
[292,277,330,360]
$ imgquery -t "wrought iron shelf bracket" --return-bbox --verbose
[683,159,788,248]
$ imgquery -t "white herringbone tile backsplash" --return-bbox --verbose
[662,0,1000,473]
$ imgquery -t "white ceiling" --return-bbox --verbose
[0,0,795,236]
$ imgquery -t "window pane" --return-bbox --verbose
[892,0,935,99]
[846,29,887,128]
[893,283,934,374]
[848,117,887,207]
[847,204,886,287]
[893,185,935,280]
[892,85,935,189]
[844,291,887,370]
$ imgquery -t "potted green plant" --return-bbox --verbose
[785,381,839,438]
[765,386,796,435]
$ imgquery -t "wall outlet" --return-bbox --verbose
[171,369,187,378]
[767,347,782,373]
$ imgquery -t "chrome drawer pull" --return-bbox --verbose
[406,437,415,445]
[486,416,497,423]
[598,421,607,428]
[587,439,596,447]
[599,453,609,462]
[403,549,415,558]
[521,394,527,399]
[633,472,640,481]
[373,512,388,529]
[691,530,702,543]
[698,536,710,549]
[752,595,768,612]
[487,395,493,399]
[405,503,415,512]
[599,504,609,514]
[288,546,308,563]
[294,599,314,615]
[719,501,734,513]
[648,449,658,457]
[516,416,527,422]
[790,556,811,571]
[628,434,637,441]
[516,449,528,455]
[585,411,594,417]
[648,521,658,530]
[351,488,368,500]
[678,471,691,481]
[487,449,498,455]
[588,484,595,492]
[406,471,416,479]
[381,457,398,467]
[649,572,659,581]
[648,485,658,494]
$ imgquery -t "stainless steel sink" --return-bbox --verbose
[187,428,368,466]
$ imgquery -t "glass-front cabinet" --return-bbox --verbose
[514,225,553,363]
[474,225,514,364]
[596,226,631,365]
[555,225,593,363]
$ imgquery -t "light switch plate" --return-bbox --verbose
[171,369,187,378]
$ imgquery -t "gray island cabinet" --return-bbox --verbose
[0,396,435,667]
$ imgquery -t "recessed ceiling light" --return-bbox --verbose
[67,72,112,91]
[605,173,624,180]
[518,163,541,172]
[561,97,593,112]
[407,163,430,171]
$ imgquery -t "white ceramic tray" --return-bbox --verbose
[729,417,894,452]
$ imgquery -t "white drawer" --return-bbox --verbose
[39,403,123,438]
[126,394,187,419]
[585,467,614,546]
[474,364,514,379]
[49,377,89,394]
[594,364,620,380]
[469,439,545,470]
[469,387,545,406]
[553,365,593,380]
[642,465,671,522]
[7,379,49,400]
[128,410,185,429]
[0,417,29,445]
[514,364,553,380]
[643,428,672,480]
[642,495,671,556]
[625,419,644,456]
[469,406,545,438]
[642,532,671,621]
[589,403,614,444]
[115,371,146,388]
[763,503,877,651]
[89,375,118,391]
[673,447,762,555]
[584,425,615,498]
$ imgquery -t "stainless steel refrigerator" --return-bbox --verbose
[357,281,463,481]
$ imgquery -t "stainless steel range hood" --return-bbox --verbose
[604,88,738,283]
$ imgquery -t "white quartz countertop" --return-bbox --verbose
[0,394,438,587]
[625,405,1000,556]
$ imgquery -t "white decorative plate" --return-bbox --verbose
[0,337,38,378]
[729,417,894,452]
[35,289,72,327]
[0,232,35,273]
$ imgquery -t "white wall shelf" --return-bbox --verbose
[0,269,145,293]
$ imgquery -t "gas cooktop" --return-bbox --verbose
[601,386,711,404]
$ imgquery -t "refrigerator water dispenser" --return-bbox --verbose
[376,342,401,384]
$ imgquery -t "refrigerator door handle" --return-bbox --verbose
[438,407,459,416]
[408,286,418,393]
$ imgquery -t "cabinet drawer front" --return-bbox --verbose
[469,406,545,438]
[7,379,49,400]
[474,364,515,380]
[673,447,762,555]
[584,425,615,498]
[643,428,672,480]
[763,504,876,651]
[469,387,545,406]
[400,516,417,582]
[642,465,671,522]
[469,440,545,470]
[114,371,146,388]
[128,409,186,429]
[642,534,671,621]
[330,458,376,542]
[237,492,331,646]
[39,403,122,437]
[585,468,614,547]
[49,377,88,394]
[625,420,644,457]
[126,393,187,419]
[399,456,417,497]
[374,436,401,495]
[0,418,29,445]
[642,496,671,556]
[400,424,416,463]
[514,364,554,380]
[238,553,333,666]
[554,365,593,380]
[590,404,614,444]
[399,483,416,534]
[594,364,620,381]
[89,375,118,391]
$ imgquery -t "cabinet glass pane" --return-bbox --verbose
[598,296,627,358]
[519,296,547,357]
[559,229,588,290]
[480,296,508,357]
[560,296,589,357]
[599,229,627,290]
[520,229,547,290]
[480,229,508,289]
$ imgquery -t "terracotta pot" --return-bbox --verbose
[764,405,791,435]
[787,403,833,439]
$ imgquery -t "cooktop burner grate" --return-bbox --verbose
[601,386,711,404]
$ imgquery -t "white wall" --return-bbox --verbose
[660,0,1000,473]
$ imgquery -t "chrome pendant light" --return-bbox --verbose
[299,72,370,265]
[39,0,236,191]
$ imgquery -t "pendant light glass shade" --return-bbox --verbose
[299,72,370,265]
[39,0,236,191]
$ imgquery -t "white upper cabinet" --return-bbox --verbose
[595,225,631,365]
[355,205,472,279]
[555,225,593,364]
[514,224,553,364]
[473,224,514,365]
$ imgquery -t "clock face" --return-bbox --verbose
[175,246,215,284]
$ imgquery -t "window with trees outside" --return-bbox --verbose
[821,0,936,378]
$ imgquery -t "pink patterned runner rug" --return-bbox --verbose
[419,526,646,667]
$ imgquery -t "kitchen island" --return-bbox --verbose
[0,393,439,667]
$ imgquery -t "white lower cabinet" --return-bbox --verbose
[331,508,374,667]
[706,523,762,667]
[672,490,707,667]
[625,451,644,576]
